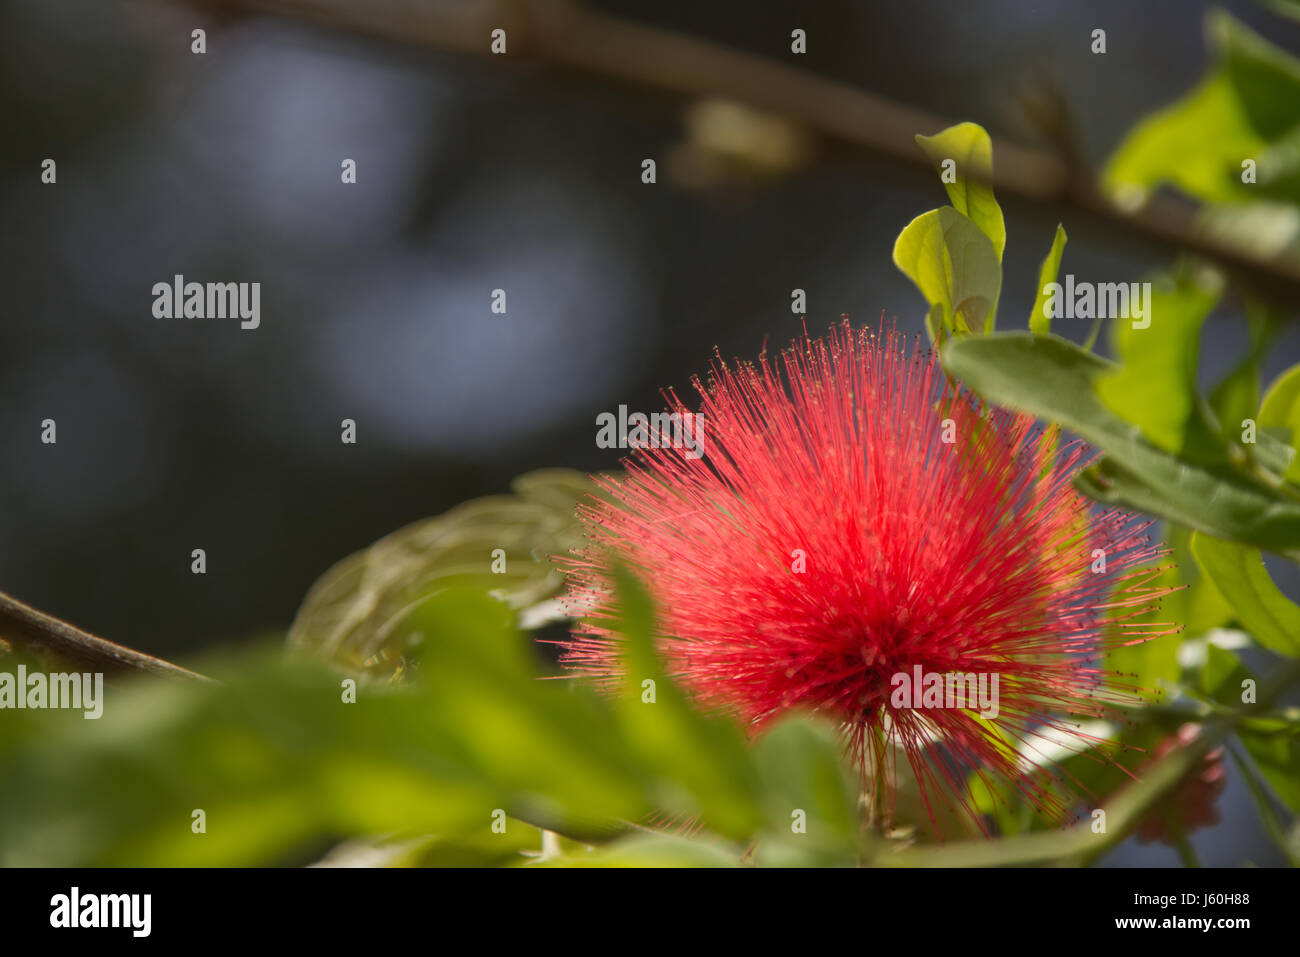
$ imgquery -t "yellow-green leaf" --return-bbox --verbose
[915,122,1006,260]
[1260,363,1300,482]
[1028,224,1067,334]
[893,206,1001,337]
[1190,532,1300,657]
[1095,267,1226,465]
[1103,12,1300,207]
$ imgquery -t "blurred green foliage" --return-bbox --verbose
[0,571,864,867]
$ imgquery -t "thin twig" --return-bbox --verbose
[0,590,210,681]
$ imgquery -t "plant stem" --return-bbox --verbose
[0,589,209,681]
[1174,833,1201,868]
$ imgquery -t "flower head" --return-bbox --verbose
[561,322,1176,830]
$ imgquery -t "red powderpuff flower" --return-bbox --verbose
[560,321,1178,831]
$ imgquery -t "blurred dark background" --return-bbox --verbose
[2,0,1298,864]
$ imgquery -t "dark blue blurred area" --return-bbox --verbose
[1,0,1298,864]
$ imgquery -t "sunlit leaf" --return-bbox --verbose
[750,717,861,866]
[1095,267,1225,465]
[941,333,1300,557]
[1104,11,1300,207]
[893,206,1002,336]
[1191,532,1300,657]
[915,122,1006,260]
[1260,362,1300,482]
[602,565,764,840]
[1028,224,1067,335]
[1161,524,1232,639]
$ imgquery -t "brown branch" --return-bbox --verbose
[143,0,1300,301]
[0,590,210,681]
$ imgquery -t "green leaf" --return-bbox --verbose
[602,565,765,840]
[1238,724,1300,814]
[1199,642,1256,706]
[1071,457,1298,561]
[1254,430,1298,478]
[0,647,538,865]
[1082,315,1104,353]
[924,301,946,346]
[287,469,604,677]
[1105,72,1263,206]
[1190,532,1300,656]
[1216,8,1300,140]
[1095,267,1225,464]
[1260,362,1300,482]
[1227,745,1300,865]
[893,206,1002,337]
[915,122,1006,260]
[941,333,1300,557]
[1209,364,1260,450]
[1209,300,1282,450]
[1161,524,1232,639]
[1028,224,1067,335]
[750,717,861,866]
[1103,11,1300,207]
